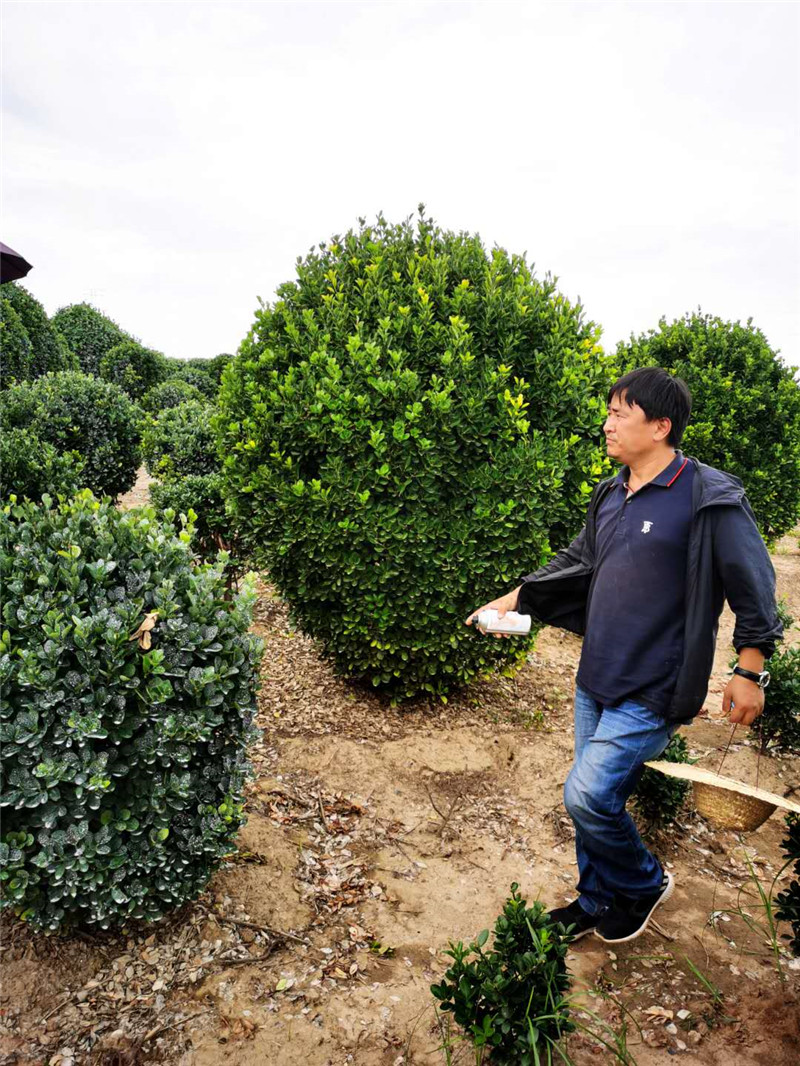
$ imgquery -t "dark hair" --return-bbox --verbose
[607,367,692,447]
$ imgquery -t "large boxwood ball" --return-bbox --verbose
[0,299,34,387]
[0,491,263,931]
[216,210,615,700]
[99,340,170,402]
[0,371,143,499]
[50,303,131,376]
[617,312,800,543]
[0,283,75,379]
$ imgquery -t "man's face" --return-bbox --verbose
[603,391,670,465]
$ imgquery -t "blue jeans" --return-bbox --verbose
[564,685,676,916]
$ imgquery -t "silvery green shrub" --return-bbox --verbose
[216,209,614,700]
[0,371,143,499]
[0,492,263,931]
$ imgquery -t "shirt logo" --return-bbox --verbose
[641,521,653,534]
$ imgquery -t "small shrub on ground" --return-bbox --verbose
[141,377,205,413]
[99,340,170,401]
[217,209,614,700]
[748,645,800,755]
[141,400,216,480]
[775,814,800,955]
[51,303,131,376]
[0,299,33,386]
[150,473,239,562]
[631,732,693,827]
[0,491,263,931]
[0,371,143,499]
[144,401,238,561]
[0,428,86,502]
[616,312,800,543]
[0,283,75,379]
[431,883,574,1063]
[776,599,796,632]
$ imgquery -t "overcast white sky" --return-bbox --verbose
[3,1,798,365]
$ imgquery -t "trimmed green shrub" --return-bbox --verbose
[184,354,233,385]
[0,371,143,499]
[748,645,800,755]
[775,814,800,956]
[50,303,131,376]
[99,340,170,401]
[142,400,216,480]
[431,883,573,1063]
[151,473,238,561]
[173,363,218,399]
[141,377,205,413]
[0,491,263,931]
[0,299,33,386]
[205,354,233,383]
[0,429,86,502]
[0,283,74,379]
[144,401,238,561]
[217,210,614,700]
[631,732,693,827]
[616,313,800,542]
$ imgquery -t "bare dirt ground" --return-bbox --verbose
[2,475,799,1065]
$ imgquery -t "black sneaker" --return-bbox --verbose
[594,870,675,944]
[548,898,600,941]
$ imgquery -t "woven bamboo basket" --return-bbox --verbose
[644,760,800,832]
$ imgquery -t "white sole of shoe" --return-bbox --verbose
[567,926,598,942]
[593,872,675,944]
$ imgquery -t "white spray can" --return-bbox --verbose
[473,609,532,635]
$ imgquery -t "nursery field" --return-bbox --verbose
[1,473,799,1066]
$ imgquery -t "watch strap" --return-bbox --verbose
[733,666,769,688]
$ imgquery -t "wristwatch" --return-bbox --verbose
[733,666,771,689]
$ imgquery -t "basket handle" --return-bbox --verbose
[717,724,737,774]
[717,722,762,788]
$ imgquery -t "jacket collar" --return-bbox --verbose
[686,455,746,510]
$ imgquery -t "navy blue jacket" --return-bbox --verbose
[516,456,783,723]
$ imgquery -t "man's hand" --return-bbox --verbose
[722,674,765,726]
[465,586,522,640]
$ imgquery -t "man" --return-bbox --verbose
[466,367,782,944]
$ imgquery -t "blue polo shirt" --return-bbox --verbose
[576,451,695,715]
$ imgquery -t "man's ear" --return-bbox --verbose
[653,417,672,443]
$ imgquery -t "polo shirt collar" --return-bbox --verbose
[616,451,688,490]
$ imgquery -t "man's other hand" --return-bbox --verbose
[722,674,765,726]
[465,586,522,639]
